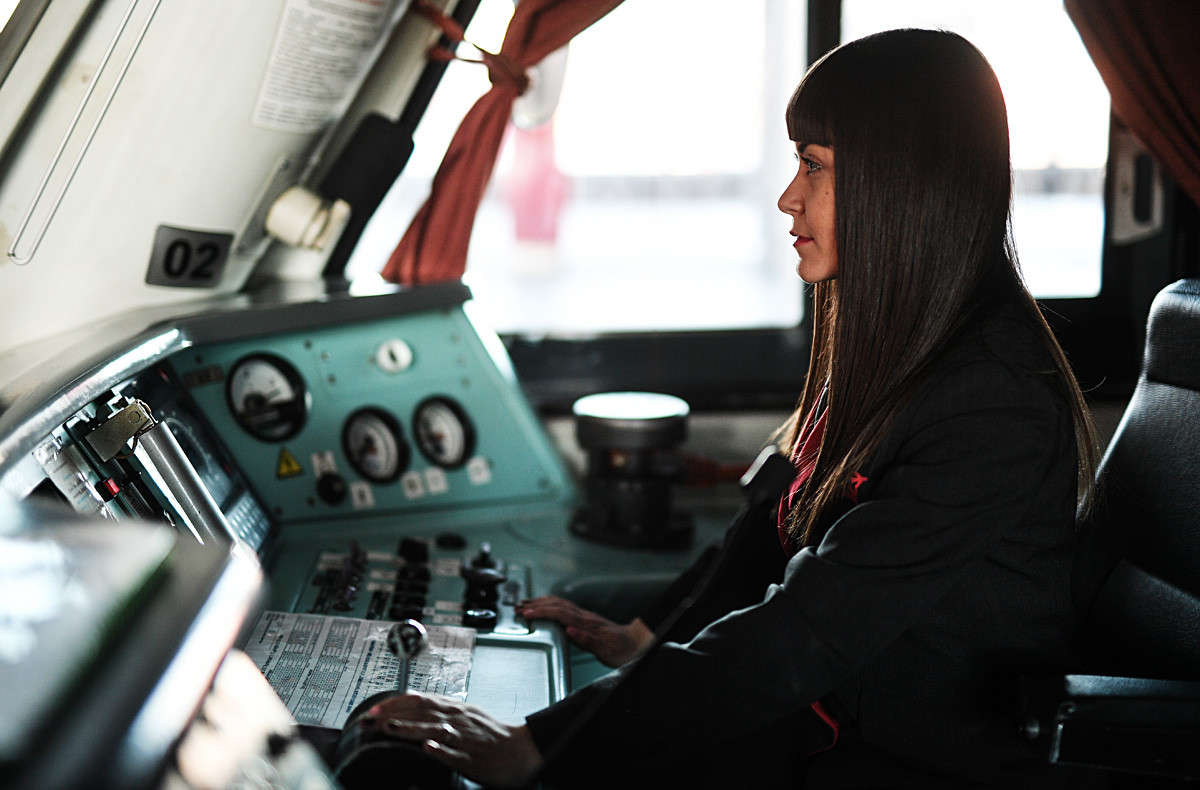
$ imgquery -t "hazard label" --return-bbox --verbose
[277,448,304,479]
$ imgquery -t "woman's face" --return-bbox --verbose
[778,143,837,283]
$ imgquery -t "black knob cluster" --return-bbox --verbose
[314,534,514,630]
[310,540,368,613]
[389,537,431,622]
[460,542,506,631]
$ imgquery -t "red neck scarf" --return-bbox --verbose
[778,397,827,556]
[776,392,840,752]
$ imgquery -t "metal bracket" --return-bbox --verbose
[85,399,154,462]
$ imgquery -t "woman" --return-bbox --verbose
[362,29,1100,788]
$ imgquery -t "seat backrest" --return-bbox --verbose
[1074,279,1200,679]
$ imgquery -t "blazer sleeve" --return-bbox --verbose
[527,353,1075,773]
[638,495,789,640]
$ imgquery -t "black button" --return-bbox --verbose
[436,532,467,550]
[316,474,348,505]
[397,537,430,563]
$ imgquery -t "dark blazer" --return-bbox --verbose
[528,301,1097,789]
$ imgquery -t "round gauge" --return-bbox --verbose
[342,407,410,483]
[225,353,309,441]
[413,397,475,469]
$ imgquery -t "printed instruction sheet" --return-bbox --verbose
[244,611,475,729]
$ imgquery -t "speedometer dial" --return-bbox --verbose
[413,397,475,469]
[225,354,308,441]
[343,407,409,483]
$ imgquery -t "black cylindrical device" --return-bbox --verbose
[570,391,693,549]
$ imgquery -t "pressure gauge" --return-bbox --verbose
[342,407,409,483]
[413,397,475,469]
[225,354,308,441]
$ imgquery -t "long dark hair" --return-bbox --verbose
[781,29,1097,544]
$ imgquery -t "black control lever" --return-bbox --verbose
[460,548,507,631]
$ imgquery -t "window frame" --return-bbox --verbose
[387,0,1194,412]
[498,0,839,414]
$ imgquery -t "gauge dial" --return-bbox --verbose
[225,354,308,441]
[413,397,475,469]
[343,407,409,483]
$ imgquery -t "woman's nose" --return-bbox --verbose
[778,178,804,215]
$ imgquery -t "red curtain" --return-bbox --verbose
[381,0,624,285]
[1066,0,1200,208]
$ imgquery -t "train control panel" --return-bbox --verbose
[0,281,731,789]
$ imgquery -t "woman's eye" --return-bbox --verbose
[801,155,822,173]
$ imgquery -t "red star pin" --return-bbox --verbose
[849,472,868,504]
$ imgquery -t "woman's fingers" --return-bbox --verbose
[379,715,457,737]
[363,691,447,733]
[360,692,542,788]
[518,597,614,633]
[380,717,449,741]
[514,598,656,667]
[516,596,590,623]
[516,595,585,615]
[422,738,471,769]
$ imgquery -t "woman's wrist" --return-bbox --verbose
[627,617,655,655]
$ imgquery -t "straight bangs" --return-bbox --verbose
[802,30,1016,351]
[785,53,839,148]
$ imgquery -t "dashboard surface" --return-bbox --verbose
[0,282,732,788]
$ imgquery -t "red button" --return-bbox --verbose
[99,478,121,501]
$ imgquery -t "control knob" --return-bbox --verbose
[461,563,506,607]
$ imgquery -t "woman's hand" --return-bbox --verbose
[516,595,655,667]
[360,692,542,789]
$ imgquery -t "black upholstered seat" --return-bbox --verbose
[1022,279,1200,782]
[1075,278,1200,679]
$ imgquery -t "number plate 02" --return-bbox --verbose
[145,225,233,288]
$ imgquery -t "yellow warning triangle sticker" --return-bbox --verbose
[277,448,303,479]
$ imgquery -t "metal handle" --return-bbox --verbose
[137,419,236,547]
[387,620,428,691]
[7,0,163,265]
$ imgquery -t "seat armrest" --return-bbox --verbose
[1019,674,1200,779]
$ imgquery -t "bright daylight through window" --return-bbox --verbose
[348,0,1109,334]
[843,0,1110,300]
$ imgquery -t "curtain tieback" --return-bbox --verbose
[414,0,531,94]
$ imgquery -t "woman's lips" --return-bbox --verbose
[794,235,813,247]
